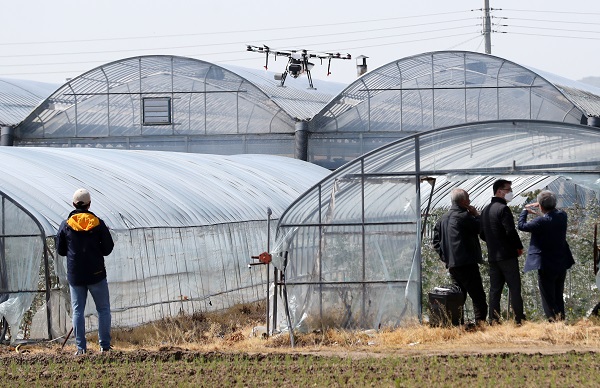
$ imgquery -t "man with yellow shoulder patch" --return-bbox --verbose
[56,188,114,355]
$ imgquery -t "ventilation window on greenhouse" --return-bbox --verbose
[143,97,171,125]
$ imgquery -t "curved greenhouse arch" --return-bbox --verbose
[0,148,330,341]
[307,51,600,169]
[272,119,600,331]
[14,55,340,156]
[0,78,58,127]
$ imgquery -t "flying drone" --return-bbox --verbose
[246,44,351,89]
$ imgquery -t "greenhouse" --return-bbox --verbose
[7,52,600,171]
[13,55,343,159]
[271,120,600,332]
[308,51,600,169]
[0,78,57,145]
[2,50,600,338]
[0,147,329,340]
[0,78,57,127]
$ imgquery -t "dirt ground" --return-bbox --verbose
[2,304,600,385]
[1,342,599,387]
[1,327,600,387]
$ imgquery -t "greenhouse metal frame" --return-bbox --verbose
[14,56,343,157]
[0,147,329,341]
[271,120,600,332]
[307,51,600,169]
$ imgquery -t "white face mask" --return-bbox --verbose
[504,191,514,202]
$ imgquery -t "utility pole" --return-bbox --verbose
[483,0,492,54]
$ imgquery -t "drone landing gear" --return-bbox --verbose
[305,69,316,90]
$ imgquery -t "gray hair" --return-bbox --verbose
[450,188,468,206]
[537,190,557,211]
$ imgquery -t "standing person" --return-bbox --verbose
[517,190,574,321]
[56,188,114,355]
[433,188,488,326]
[480,179,526,325]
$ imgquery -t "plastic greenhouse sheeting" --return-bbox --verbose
[15,56,343,156]
[307,51,600,169]
[271,120,600,332]
[0,78,58,126]
[0,147,329,341]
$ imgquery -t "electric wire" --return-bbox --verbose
[2,7,600,79]
[501,32,600,41]
[0,21,478,59]
[504,25,600,35]
[0,30,481,77]
[503,17,600,26]
[0,10,472,47]
[0,31,480,77]
[500,9,600,16]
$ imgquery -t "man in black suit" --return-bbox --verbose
[433,188,488,325]
[480,179,526,325]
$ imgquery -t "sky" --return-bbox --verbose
[2,0,600,87]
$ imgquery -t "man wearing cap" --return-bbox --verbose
[56,188,114,355]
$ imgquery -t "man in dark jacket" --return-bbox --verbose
[433,188,488,325]
[56,188,114,355]
[480,179,526,325]
[518,190,574,321]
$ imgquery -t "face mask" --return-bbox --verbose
[504,192,514,202]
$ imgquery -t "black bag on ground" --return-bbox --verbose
[428,285,464,327]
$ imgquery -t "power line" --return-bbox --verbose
[255,32,480,54]
[0,24,479,60]
[0,11,473,47]
[505,24,600,35]
[499,8,600,16]
[504,17,600,26]
[446,34,485,51]
[0,31,482,77]
[503,31,600,41]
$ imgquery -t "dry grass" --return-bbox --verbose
[99,302,600,356]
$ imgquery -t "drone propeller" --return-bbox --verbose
[246,44,352,87]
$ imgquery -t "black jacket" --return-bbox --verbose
[56,209,114,286]
[480,197,523,262]
[432,204,482,268]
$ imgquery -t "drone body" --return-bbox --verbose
[246,45,351,89]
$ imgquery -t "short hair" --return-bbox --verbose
[537,190,557,211]
[450,188,467,206]
[493,179,512,195]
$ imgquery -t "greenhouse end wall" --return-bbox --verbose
[272,158,423,331]
[26,220,276,340]
[0,195,48,339]
[272,120,600,333]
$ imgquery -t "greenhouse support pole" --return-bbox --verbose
[0,127,14,146]
[43,237,53,340]
[272,268,278,332]
[414,137,423,322]
[266,207,272,336]
[280,252,295,347]
[294,121,309,161]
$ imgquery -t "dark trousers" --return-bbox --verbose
[489,259,525,323]
[538,269,567,321]
[449,263,488,323]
